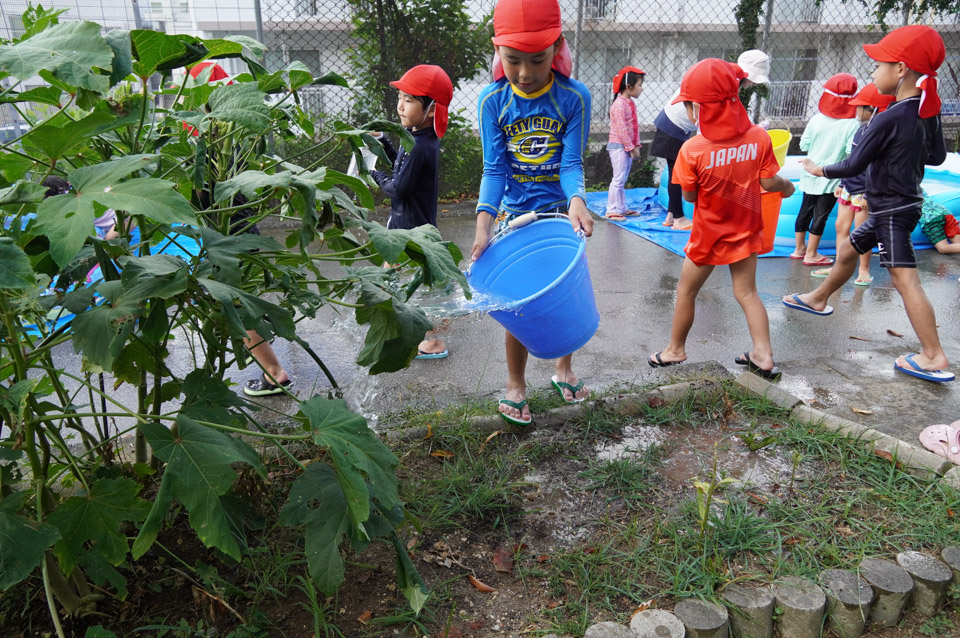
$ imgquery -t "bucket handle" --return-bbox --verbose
[466,211,582,277]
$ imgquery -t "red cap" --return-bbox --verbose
[492,0,563,53]
[612,66,646,95]
[849,83,895,112]
[672,59,751,141]
[818,73,858,119]
[390,65,453,138]
[189,61,231,84]
[863,25,945,118]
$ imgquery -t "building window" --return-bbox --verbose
[696,47,740,64]
[290,50,322,77]
[296,0,318,16]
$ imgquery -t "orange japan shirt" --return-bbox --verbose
[672,125,780,266]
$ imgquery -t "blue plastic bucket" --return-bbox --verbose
[467,218,599,359]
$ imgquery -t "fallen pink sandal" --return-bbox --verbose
[918,421,960,465]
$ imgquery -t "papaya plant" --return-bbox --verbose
[0,4,465,633]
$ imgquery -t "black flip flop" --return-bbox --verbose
[734,352,781,381]
[243,374,292,396]
[649,352,682,368]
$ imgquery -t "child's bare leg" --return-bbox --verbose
[783,239,860,310]
[889,267,949,371]
[553,354,588,401]
[729,255,775,369]
[500,331,530,421]
[853,209,872,277]
[244,330,289,384]
[652,257,714,364]
[791,231,806,259]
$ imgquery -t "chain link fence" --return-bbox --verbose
[2,0,960,184]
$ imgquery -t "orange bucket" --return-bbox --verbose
[760,190,783,254]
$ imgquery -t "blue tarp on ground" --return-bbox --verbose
[585,188,802,259]
[584,188,935,258]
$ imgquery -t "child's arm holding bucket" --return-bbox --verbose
[559,84,593,237]
[471,213,497,261]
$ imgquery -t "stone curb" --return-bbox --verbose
[384,378,725,441]
[731,374,959,487]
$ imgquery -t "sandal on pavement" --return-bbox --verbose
[802,256,834,266]
[649,351,683,368]
[551,375,587,404]
[918,422,960,465]
[854,275,874,286]
[811,268,831,278]
[499,398,532,427]
[607,213,627,222]
[243,374,292,397]
[734,352,782,381]
[894,354,955,383]
[415,349,448,360]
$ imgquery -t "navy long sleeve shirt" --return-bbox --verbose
[822,97,947,217]
[371,127,439,230]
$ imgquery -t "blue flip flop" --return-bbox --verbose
[894,354,955,383]
[415,349,448,360]
[782,294,833,316]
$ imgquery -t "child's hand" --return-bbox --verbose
[834,186,843,198]
[629,147,641,160]
[801,158,823,177]
[780,180,796,198]
[568,198,593,237]
[471,215,493,261]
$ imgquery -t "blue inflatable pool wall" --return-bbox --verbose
[658,154,960,249]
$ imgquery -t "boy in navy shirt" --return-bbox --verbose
[371,64,453,359]
[784,25,951,382]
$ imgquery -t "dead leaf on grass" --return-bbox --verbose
[746,491,768,505]
[406,536,418,550]
[850,407,874,415]
[468,575,496,592]
[629,600,654,618]
[887,329,904,337]
[357,610,372,625]
[431,450,454,458]
[423,423,433,439]
[849,335,871,342]
[492,549,513,573]
[835,525,856,537]
[873,449,901,468]
[547,600,562,609]
[536,554,551,563]
[479,430,502,452]
[647,396,666,408]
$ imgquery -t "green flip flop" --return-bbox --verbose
[498,398,532,427]
[551,375,587,404]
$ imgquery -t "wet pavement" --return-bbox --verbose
[47,205,960,451]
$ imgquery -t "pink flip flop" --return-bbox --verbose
[918,422,960,465]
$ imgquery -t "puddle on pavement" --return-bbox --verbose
[777,375,845,408]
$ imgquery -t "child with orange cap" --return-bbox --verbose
[786,25,951,383]
[470,0,593,425]
[371,64,454,359]
[606,66,645,222]
[791,73,861,265]
[648,59,795,379]
[812,83,895,285]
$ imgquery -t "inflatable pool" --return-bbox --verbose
[658,153,960,249]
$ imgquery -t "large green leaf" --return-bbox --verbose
[96,179,197,225]
[0,85,62,106]
[68,154,157,192]
[279,462,351,594]
[359,222,467,293]
[46,478,150,576]
[0,238,37,290]
[207,82,271,132]
[0,182,45,207]
[34,193,90,270]
[134,417,264,561]
[223,35,267,60]
[214,171,292,203]
[0,21,112,92]
[285,61,313,92]
[194,226,278,288]
[0,510,59,589]
[104,29,133,86]
[21,111,114,161]
[131,31,206,77]
[297,396,400,536]
[353,280,432,373]
[199,278,296,340]
[70,293,140,370]
[180,370,247,428]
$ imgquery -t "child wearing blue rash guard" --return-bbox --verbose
[470,0,594,426]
